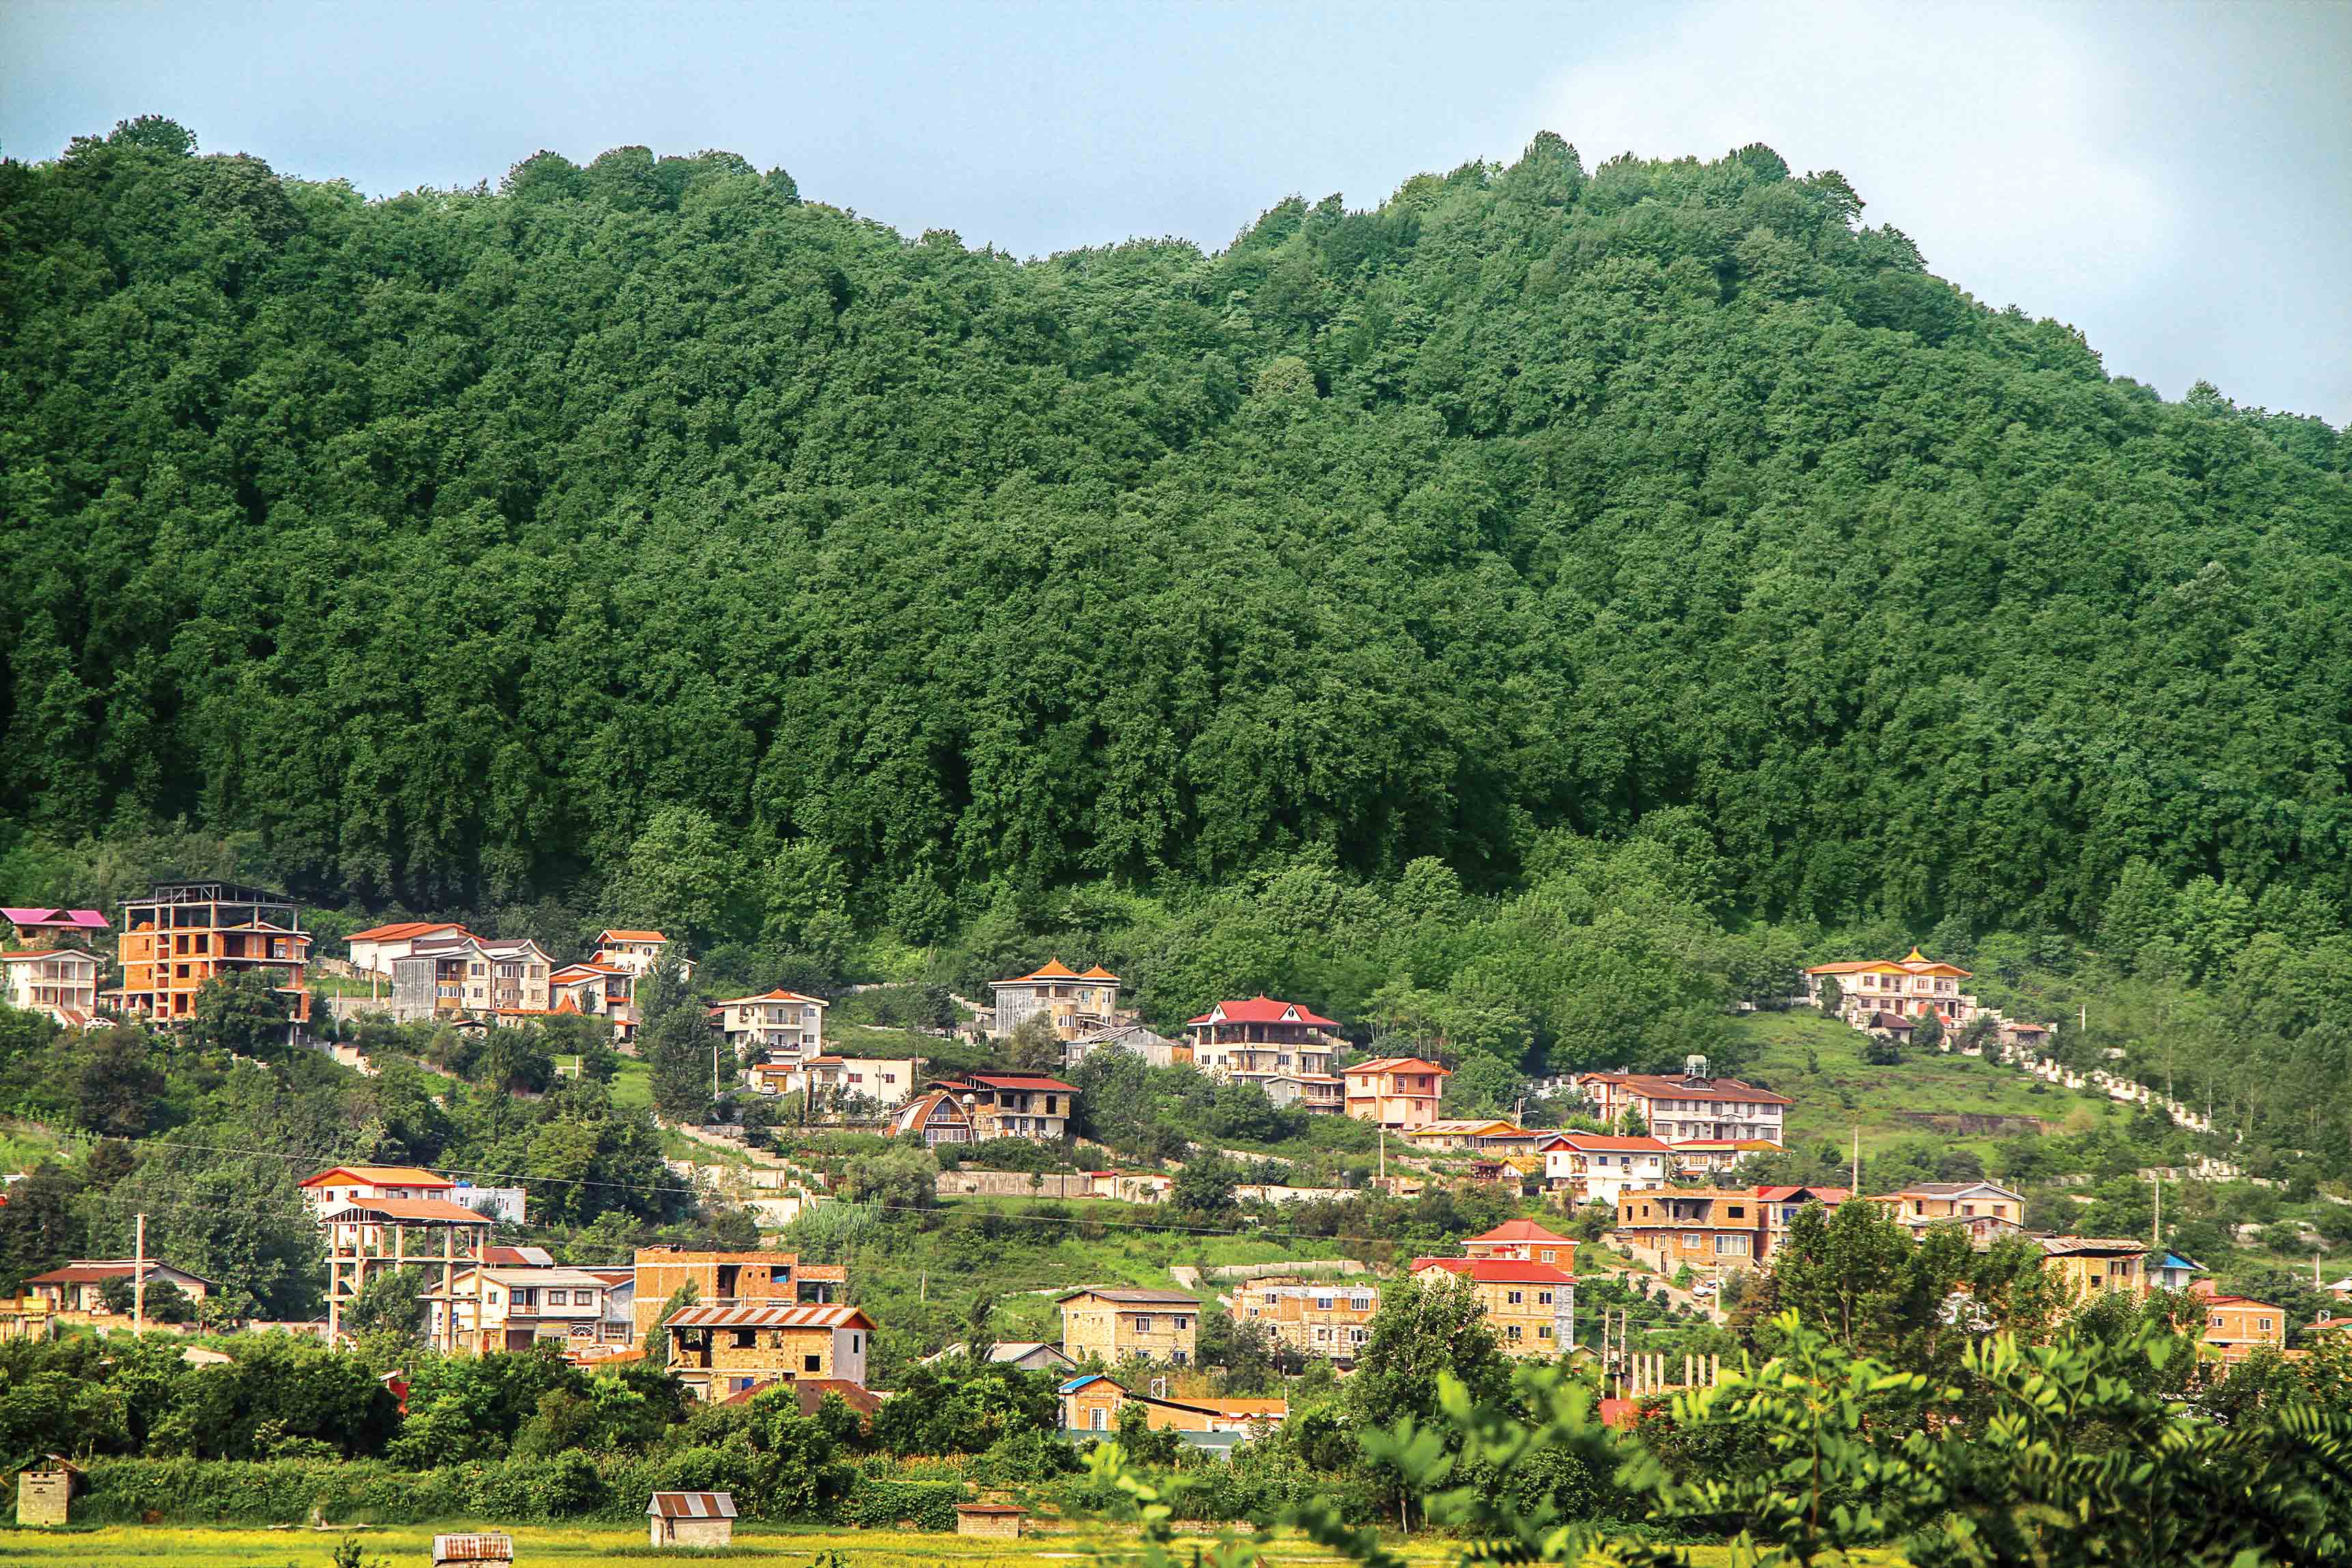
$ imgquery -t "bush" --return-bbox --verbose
[832,1477,964,1530]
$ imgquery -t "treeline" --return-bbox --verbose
[3,117,2348,947]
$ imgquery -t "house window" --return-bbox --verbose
[1315,1296,1333,1310]
[2258,1318,2274,1332]
[1506,1325,1522,1341]
[1538,1291,1553,1305]
[1134,1315,1153,1332]
[1172,1316,1189,1330]
[1090,1408,1107,1431]
[804,1354,821,1372]
[1538,1324,1553,1339]
[733,1329,757,1348]
[547,1290,567,1305]
[852,1333,862,1352]
[1506,1289,1524,1305]
[1540,1249,1557,1262]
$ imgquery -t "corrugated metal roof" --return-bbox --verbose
[647,1490,738,1519]
[667,1302,875,1330]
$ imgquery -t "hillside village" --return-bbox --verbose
[0,883,2335,1457]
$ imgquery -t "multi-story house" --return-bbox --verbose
[1613,1186,1770,1274]
[991,960,1122,1041]
[1,907,109,949]
[931,1072,1077,1140]
[754,1053,920,1113]
[550,960,639,1038]
[1059,1286,1200,1366]
[345,920,472,977]
[0,947,103,1028]
[594,929,690,979]
[2191,1281,2286,1362]
[1869,1181,2026,1244]
[1411,1257,1574,1358]
[1405,1119,1530,1153]
[389,934,553,1022]
[2036,1236,2149,1300]
[1538,1132,1673,1206]
[299,1165,498,1343]
[1574,1058,1789,1147]
[435,1264,628,1354]
[1187,997,1344,1113]
[1240,1274,1380,1362]
[664,1302,876,1401]
[298,1164,459,1216]
[1803,948,1979,1029]
[1462,1218,1577,1269]
[631,1247,846,1339]
[1343,1057,1451,1130]
[1058,1374,1288,1437]
[113,881,311,1027]
[711,988,828,1059]
[1064,1023,1188,1070]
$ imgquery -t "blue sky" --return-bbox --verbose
[5,0,2347,424]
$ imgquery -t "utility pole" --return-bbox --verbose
[1850,1126,1860,1193]
[2150,1175,2162,1249]
[1378,1124,1387,1185]
[133,1212,146,1332]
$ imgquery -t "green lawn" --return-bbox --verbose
[1729,1008,2133,1163]
[612,1057,651,1111]
[0,1522,1812,1568]
[0,1523,1498,1568]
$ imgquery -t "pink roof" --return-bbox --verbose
[1187,995,1340,1028]
[1412,1257,1576,1285]
[1755,1185,1851,1202]
[1347,1056,1450,1077]
[2,908,109,930]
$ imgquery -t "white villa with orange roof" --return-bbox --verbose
[990,959,1122,1040]
[595,929,692,979]
[1574,1057,1789,1147]
[1804,947,1980,1029]
[1343,1057,1451,1129]
[711,988,828,1059]
[551,959,640,1038]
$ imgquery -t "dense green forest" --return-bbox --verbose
[3,116,2347,943]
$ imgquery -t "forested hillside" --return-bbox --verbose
[3,117,2349,937]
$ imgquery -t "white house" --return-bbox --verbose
[711,988,828,1059]
[0,947,103,1029]
[1538,1132,1673,1205]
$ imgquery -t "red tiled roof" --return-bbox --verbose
[1079,965,1121,980]
[1412,1257,1576,1285]
[1538,1132,1671,1153]
[1187,995,1340,1028]
[345,920,466,943]
[958,1072,1079,1093]
[712,988,828,1007]
[26,1259,214,1286]
[323,1197,497,1225]
[599,929,668,943]
[1467,1218,1576,1246]
[299,1165,453,1189]
[1600,1074,1793,1107]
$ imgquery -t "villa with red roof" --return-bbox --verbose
[1574,1057,1789,1148]
[345,920,472,976]
[1344,1057,1451,1130]
[1462,1218,1578,1269]
[929,1072,1080,1141]
[1187,997,1344,1113]
[552,960,641,1038]
[990,959,1122,1042]
[595,930,690,980]
[1537,1132,1673,1206]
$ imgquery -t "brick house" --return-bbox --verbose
[1613,1186,1769,1273]
[930,1072,1077,1140]
[1574,1059,1789,1147]
[1869,1180,2026,1243]
[1239,1274,1380,1362]
[1410,1257,1575,1358]
[1058,1286,1200,1366]
[664,1301,875,1401]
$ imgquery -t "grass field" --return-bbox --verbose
[1729,1008,2132,1160]
[0,1523,1800,1568]
[0,1524,1469,1568]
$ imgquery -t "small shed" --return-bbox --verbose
[647,1490,737,1548]
[431,1533,514,1565]
[15,1456,78,1527]
[955,1502,1030,1539]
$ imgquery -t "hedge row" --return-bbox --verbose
[76,1456,966,1529]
